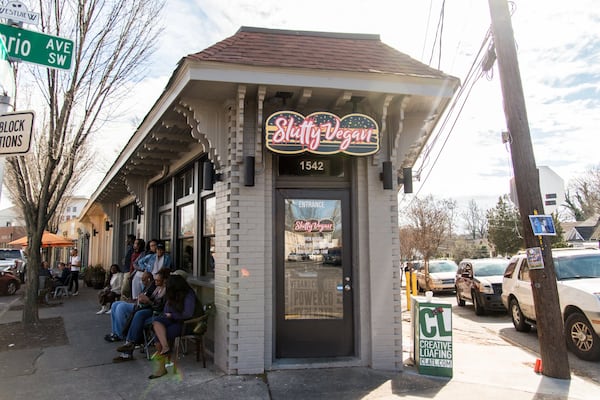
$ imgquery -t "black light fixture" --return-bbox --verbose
[92,228,98,237]
[202,161,222,191]
[402,167,413,194]
[381,161,393,190]
[244,155,255,187]
[105,221,113,231]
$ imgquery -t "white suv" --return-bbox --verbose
[501,248,600,361]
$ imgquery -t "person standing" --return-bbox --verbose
[68,248,82,295]
[121,234,136,273]
[131,239,156,300]
[138,241,173,276]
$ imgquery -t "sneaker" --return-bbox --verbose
[104,333,122,343]
[73,292,79,296]
[104,309,111,314]
[112,354,133,363]
[117,342,136,352]
[96,306,107,315]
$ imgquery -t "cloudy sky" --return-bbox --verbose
[5,0,598,214]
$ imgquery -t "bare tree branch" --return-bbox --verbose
[3,0,165,325]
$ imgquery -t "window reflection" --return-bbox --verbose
[284,199,343,320]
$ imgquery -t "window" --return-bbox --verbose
[177,203,195,274]
[201,195,216,276]
[545,193,557,199]
[159,211,172,251]
[176,167,195,199]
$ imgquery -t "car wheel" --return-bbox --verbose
[7,281,18,295]
[565,313,600,361]
[456,288,465,306]
[509,298,531,332]
[472,291,485,316]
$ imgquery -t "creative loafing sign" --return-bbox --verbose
[265,111,379,156]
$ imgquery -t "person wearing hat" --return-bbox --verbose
[138,240,173,278]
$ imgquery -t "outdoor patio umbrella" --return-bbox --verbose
[8,230,75,248]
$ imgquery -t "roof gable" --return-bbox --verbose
[186,26,449,79]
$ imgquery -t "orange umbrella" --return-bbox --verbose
[8,230,76,248]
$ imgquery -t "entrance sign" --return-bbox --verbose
[412,296,453,377]
[0,23,73,70]
[0,110,34,155]
[0,2,40,26]
[266,111,379,156]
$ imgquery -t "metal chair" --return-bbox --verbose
[173,314,209,368]
[53,274,72,299]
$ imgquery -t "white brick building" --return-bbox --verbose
[80,27,458,374]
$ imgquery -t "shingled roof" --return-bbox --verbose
[185,26,449,79]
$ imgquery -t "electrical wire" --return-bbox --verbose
[399,28,494,212]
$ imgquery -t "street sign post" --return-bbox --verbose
[0,23,73,70]
[0,110,34,155]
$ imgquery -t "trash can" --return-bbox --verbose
[411,293,453,377]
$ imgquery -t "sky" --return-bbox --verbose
[2,0,599,219]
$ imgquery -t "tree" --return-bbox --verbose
[486,195,524,256]
[564,164,600,221]
[4,0,165,326]
[399,226,418,262]
[405,195,455,290]
[463,199,487,239]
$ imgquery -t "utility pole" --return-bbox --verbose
[488,0,570,379]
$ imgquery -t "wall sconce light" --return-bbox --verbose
[105,221,113,231]
[381,161,393,190]
[243,155,255,187]
[92,228,98,237]
[202,161,222,191]
[401,167,413,194]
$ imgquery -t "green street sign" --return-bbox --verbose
[0,23,73,70]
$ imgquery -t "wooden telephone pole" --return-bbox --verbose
[488,0,570,379]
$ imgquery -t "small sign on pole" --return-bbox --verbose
[0,110,34,155]
[0,1,40,26]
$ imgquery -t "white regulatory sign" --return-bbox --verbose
[0,1,40,26]
[0,110,34,155]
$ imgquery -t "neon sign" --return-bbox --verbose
[265,111,379,156]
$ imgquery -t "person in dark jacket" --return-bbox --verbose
[148,274,198,379]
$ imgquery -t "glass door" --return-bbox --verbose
[275,189,353,358]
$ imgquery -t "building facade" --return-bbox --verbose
[80,27,458,374]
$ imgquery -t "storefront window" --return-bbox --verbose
[159,211,172,252]
[177,203,195,273]
[201,195,216,276]
[283,199,343,320]
[176,167,195,199]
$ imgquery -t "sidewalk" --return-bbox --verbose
[1,285,598,399]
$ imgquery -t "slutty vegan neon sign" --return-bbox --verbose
[265,111,379,156]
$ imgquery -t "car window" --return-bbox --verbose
[504,260,517,278]
[473,260,509,277]
[518,261,530,282]
[0,250,22,259]
[428,261,458,273]
[554,254,600,280]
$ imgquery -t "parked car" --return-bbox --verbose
[0,270,21,295]
[501,248,600,361]
[0,248,27,282]
[416,259,458,293]
[455,258,510,315]
[323,248,342,265]
[287,252,304,262]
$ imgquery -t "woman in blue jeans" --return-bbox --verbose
[148,274,198,379]
[112,268,170,362]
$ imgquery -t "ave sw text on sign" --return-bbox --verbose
[0,23,73,70]
[0,111,34,155]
